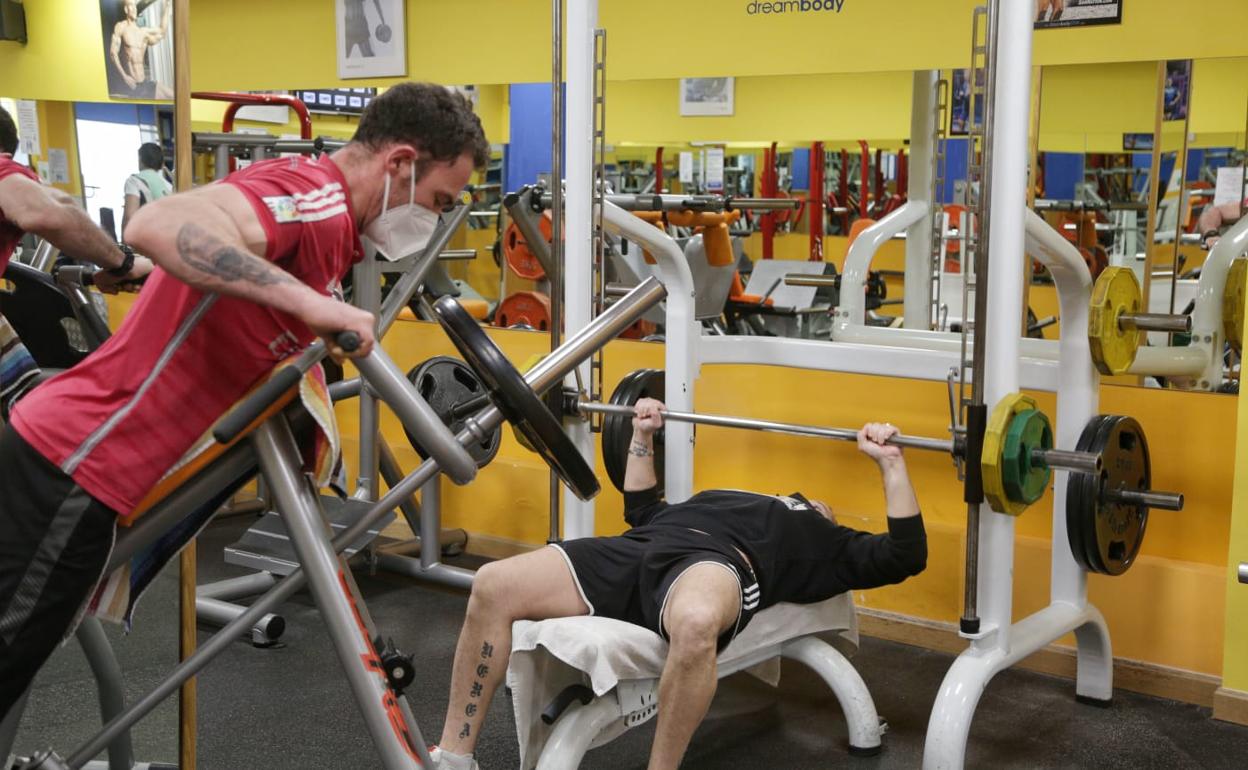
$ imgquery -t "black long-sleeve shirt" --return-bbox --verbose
[623,487,927,608]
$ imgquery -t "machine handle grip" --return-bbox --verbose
[212,365,304,445]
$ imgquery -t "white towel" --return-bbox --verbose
[506,593,858,769]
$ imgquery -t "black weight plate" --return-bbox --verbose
[602,369,666,495]
[1092,415,1150,576]
[602,369,647,493]
[432,297,600,500]
[406,356,501,468]
[1066,414,1111,573]
[1080,415,1119,574]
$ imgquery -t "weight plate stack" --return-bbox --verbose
[1066,414,1151,576]
[406,356,501,468]
[602,369,666,495]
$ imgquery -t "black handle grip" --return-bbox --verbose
[335,331,361,353]
[540,684,595,725]
[213,365,303,444]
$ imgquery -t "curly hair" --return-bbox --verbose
[353,83,490,172]
[0,106,18,156]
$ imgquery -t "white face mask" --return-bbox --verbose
[363,163,441,261]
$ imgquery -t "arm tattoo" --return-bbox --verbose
[480,641,494,659]
[175,223,294,287]
[629,439,653,457]
[458,723,471,740]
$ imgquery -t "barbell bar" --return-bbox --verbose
[1117,312,1191,334]
[1106,487,1184,511]
[570,399,1102,475]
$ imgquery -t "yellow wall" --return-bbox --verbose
[1223,301,1248,690]
[1038,61,1157,153]
[608,72,913,146]
[338,320,1236,676]
[1190,57,1248,149]
[8,0,1248,100]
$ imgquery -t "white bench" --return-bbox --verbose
[506,593,884,770]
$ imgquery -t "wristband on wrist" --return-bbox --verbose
[107,245,136,278]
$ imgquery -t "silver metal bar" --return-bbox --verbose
[375,554,476,591]
[550,0,565,547]
[1118,312,1192,333]
[352,347,477,485]
[60,279,668,768]
[1037,448,1101,474]
[540,192,800,212]
[195,571,277,600]
[1104,488,1184,511]
[1239,563,1248,585]
[438,249,477,260]
[194,596,284,646]
[784,274,838,288]
[420,476,442,571]
[354,256,382,501]
[75,618,134,770]
[379,442,424,537]
[575,400,1100,473]
[253,420,430,769]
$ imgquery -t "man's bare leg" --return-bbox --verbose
[438,546,589,755]
[648,564,741,770]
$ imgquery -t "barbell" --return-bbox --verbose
[415,298,1185,579]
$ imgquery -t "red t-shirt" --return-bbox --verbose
[0,154,42,272]
[12,155,363,515]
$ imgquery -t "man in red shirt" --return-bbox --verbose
[0,83,490,720]
[0,105,153,412]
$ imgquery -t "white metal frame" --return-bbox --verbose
[534,635,882,770]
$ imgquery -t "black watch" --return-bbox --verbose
[108,245,136,278]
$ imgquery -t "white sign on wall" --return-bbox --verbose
[679,152,693,184]
[1214,166,1246,207]
[16,99,40,156]
[705,147,725,192]
[336,0,407,79]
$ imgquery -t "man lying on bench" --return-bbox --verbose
[432,399,928,770]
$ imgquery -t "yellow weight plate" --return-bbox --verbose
[512,353,547,452]
[1224,258,1247,355]
[1088,266,1141,376]
[981,392,1039,517]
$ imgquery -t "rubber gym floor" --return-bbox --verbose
[11,514,1248,769]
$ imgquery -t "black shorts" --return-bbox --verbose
[0,425,118,723]
[554,525,760,652]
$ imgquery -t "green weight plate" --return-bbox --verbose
[1001,409,1054,506]
[1091,415,1151,576]
[602,368,666,495]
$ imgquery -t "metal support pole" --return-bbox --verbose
[562,0,599,539]
[905,70,939,329]
[353,256,382,500]
[809,142,825,262]
[549,0,565,544]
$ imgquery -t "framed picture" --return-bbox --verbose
[1035,0,1123,30]
[680,78,734,117]
[99,0,174,100]
[1163,59,1192,123]
[336,0,406,79]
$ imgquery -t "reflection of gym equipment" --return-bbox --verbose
[190,92,338,180]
